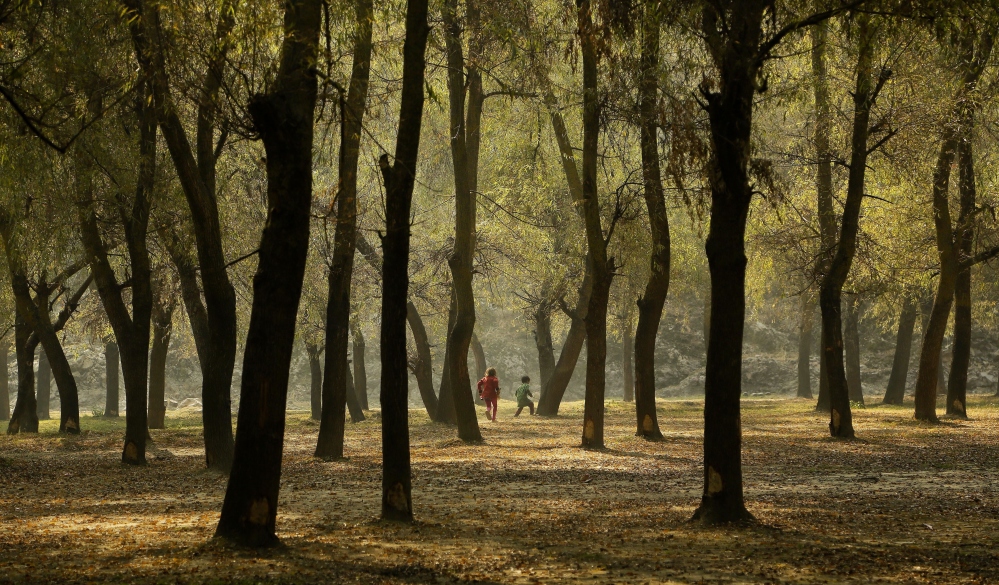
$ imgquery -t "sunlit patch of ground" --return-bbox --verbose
[1,395,998,583]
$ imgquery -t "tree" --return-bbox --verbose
[882,297,918,404]
[215,0,323,547]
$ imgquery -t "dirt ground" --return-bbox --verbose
[2,396,999,584]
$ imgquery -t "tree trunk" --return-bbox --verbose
[316,0,373,459]
[812,18,834,415]
[214,0,322,547]
[622,320,634,402]
[0,341,9,421]
[442,0,483,443]
[797,293,815,399]
[307,343,323,421]
[104,342,120,417]
[883,299,917,405]
[405,301,439,417]
[148,310,172,430]
[633,0,667,438]
[352,323,369,410]
[123,0,237,472]
[470,332,486,381]
[844,295,864,404]
[818,14,878,438]
[378,0,429,523]
[7,311,37,434]
[35,348,50,420]
[947,128,976,418]
[533,305,556,389]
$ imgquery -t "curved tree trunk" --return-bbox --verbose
[104,342,120,417]
[214,0,322,546]
[883,299,917,405]
[406,302,439,417]
[315,0,373,460]
[7,312,37,434]
[352,323,369,410]
[797,293,815,399]
[36,348,50,421]
[844,295,864,404]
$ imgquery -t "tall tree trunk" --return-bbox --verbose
[883,298,917,405]
[844,295,864,404]
[533,305,556,389]
[123,0,237,471]
[622,319,634,402]
[214,0,322,547]
[633,0,667,438]
[812,19,835,414]
[442,0,482,443]
[797,293,815,399]
[947,128,976,418]
[0,341,9,421]
[818,14,878,438]
[316,0,373,459]
[7,311,37,434]
[104,342,120,417]
[352,323,369,410]
[307,343,323,421]
[148,304,172,430]
[378,0,429,521]
[35,348,50,420]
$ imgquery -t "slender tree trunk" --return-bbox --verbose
[35,348,50,420]
[883,299,917,405]
[104,342,120,417]
[818,14,879,438]
[215,0,322,547]
[0,341,8,421]
[378,0,429,521]
[813,19,835,414]
[148,308,172,430]
[844,295,864,404]
[7,311,37,434]
[947,129,976,418]
[307,343,323,421]
[797,293,815,399]
[633,0,667,438]
[533,305,556,389]
[470,333,486,380]
[352,323,369,410]
[316,0,373,459]
[406,301,439,417]
[622,320,634,402]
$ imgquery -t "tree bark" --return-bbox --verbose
[378,0,429,521]
[307,343,323,421]
[946,128,976,418]
[818,14,878,438]
[812,18,835,414]
[470,332,486,381]
[214,0,322,547]
[7,311,37,434]
[352,322,369,410]
[122,0,237,471]
[104,342,120,418]
[622,319,634,402]
[35,348,50,420]
[633,0,667,438]
[0,341,9,421]
[148,298,173,430]
[844,295,864,404]
[442,0,483,443]
[533,304,556,389]
[883,298,917,405]
[315,0,373,460]
[797,293,815,399]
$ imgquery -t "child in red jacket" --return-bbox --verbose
[477,367,500,421]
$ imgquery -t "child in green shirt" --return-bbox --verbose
[514,375,534,416]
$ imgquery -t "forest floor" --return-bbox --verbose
[2,396,999,584]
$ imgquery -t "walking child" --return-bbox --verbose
[515,375,534,416]
[477,367,500,421]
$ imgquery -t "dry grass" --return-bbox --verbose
[1,395,999,584]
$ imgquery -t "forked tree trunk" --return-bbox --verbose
[818,14,879,438]
[844,295,864,404]
[633,0,666,438]
[947,132,976,418]
[352,323,369,410]
[883,299,917,405]
[316,0,373,459]
[36,348,50,420]
[215,0,322,547]
[104,342,120,417]
[7,312,37,434]
[0,342,9,421]
[797,293,815,399]
[307,343,322,421]
[378,0,429,522]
